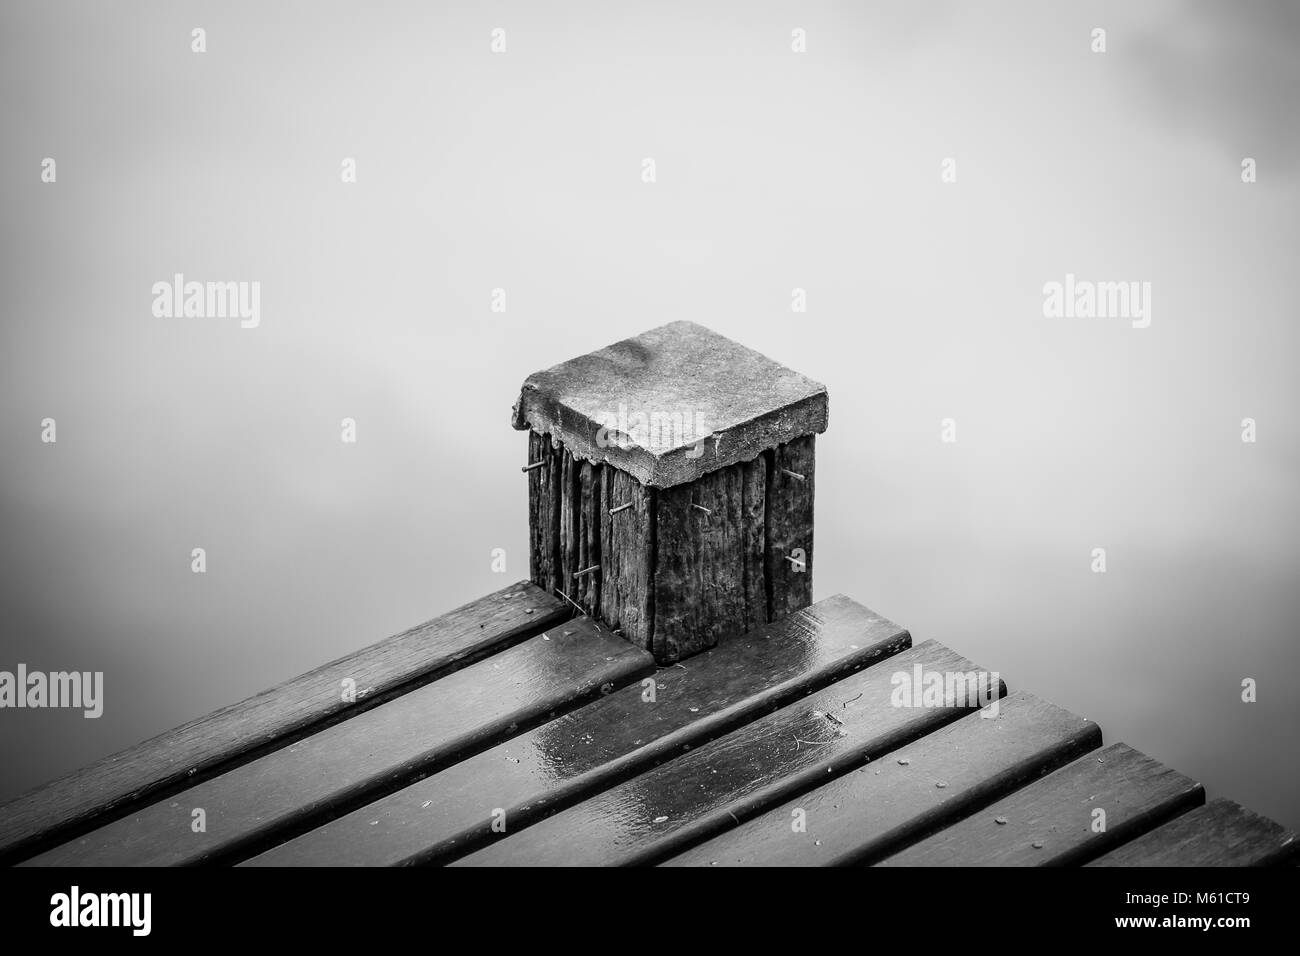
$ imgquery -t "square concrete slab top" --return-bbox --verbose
[511,320,829,488]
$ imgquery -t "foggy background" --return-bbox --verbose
[2,0,1298,832]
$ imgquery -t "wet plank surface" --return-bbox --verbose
[0,581,568,863]
[453,640,1000,867]
[244,594,910,866]
[664,691,1099,867]
[8,570,1292,869]
[1087,797,1299,867]
[23,619,651,866]
[877,742,1204,867]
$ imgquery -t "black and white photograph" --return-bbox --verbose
[1,0,1296,936]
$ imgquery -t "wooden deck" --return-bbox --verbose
[3,582,1295,868]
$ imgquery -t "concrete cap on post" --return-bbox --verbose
[511,320,828,489]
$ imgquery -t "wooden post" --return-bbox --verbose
[513,321,828,663]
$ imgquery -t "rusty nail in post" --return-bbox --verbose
[521,460,547,473]
[783,554,806,569]
[781,469,806,482]
[573,565,601,578]
[692,504,712,515]
[608,502,633,515]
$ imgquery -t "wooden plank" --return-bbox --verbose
[734,453,769,635]
[22,619,652,866]
[527,431,564,596]
[244,594,911,866]
[578,460,605,613]
[664,691,1100,867]
[598,467,654,652]
[558,452,602,616]
[654,454,767,662]
[558,447,579,603]
[1087,797,1299,867]
[453,639,1001,867]
[0,581,569,863]
[877,742,1204,867]
[766,436,815,621]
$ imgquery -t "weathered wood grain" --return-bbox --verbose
[453,640,1001,867]
[23,620,652,866]
[766,436,815,621]
[558,453,603,615]
[664,691,1100,867]
[527,432,564,596]
[653,455,768,662]
[877,742,1204,867]
[0,581,569,864]
[530,432,812,664]
[243,594,910,866]
[736,455,769,633]
[598,468,654,652]
[1087,797,1299,867]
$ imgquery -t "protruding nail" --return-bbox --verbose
[609,502,633,515]
[522,460,546,472]
[783,554,806,569]
[781,468,806,481]
[573,565,601,578]
[692,504,712,515]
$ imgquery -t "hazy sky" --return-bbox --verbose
[2,1,1298,832]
